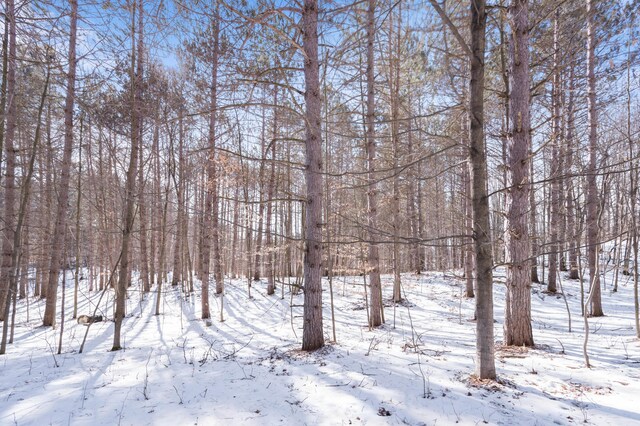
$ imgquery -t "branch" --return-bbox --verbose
[427,0,473,59]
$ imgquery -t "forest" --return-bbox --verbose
[1,0,640,424]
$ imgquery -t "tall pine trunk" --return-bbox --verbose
[301,0,324,351]
[566,59,579,280]
[266,90,278,296]
[586,0,603,317]
[138,118,150,293]
[0,0,16,322]
[113,0,143,349]
[43,0,78,326]
[469,0,495,380]
[201,1,223,315]
[172,111,185,286]
[503,0,533,347]
[547,11,561,293]
[390,5,402,303]
[366,0,382,327]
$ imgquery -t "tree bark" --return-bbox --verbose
[253,116,267,282]
[464,165,475,298]
[565,58,579,280]
[171,111,185,286]
[230,186,240,279]
[138,117,150,293]
[42,0,78,326]
[407,115,419,275]
[469,0,496,379]
[0,0,16,322]
[366,0,382,327]
[202,0,223,315]
[503,0,533,347]
[547,10,561,293]
[1,57,49,353]
[301,0,324,351]
[390,5,402,303]
[586,0,603,317]
[0,12,8,177]
[266,90,278,296]
[113,0,143,350]
[150,122,160,285]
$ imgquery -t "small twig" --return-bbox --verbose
[46,338,59,368]
[173,385,183,404]
[117,388,131,426]
[365,336,378,356]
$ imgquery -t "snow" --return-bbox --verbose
[1,269,639,425]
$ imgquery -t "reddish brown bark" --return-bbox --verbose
[504,0,533,347]
[0,0,16,322]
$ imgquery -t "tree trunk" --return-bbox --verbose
[301,0,324,351]
[390,5,402,303]
[266,90,278,296]
[138,117,150,293]
[253,116,267,282]
[212,166,224,295]
[565,58,579,280]
[0,12,8,176]
[586,0,603,317]
[42,0,78,327]
[150,122,160,286]
[529,153,540,283]
[0,0,16,322]
[201,1,222,315]
[503,0,533,347]
[113,0,143,350]
[547,11,561,293]
[366,0,382,327]
[230,186,240,279]
[407,114,419,275]
[469,0,496,379]
[1,57,49,353]
[172,111,184,286]
[73,122,82,318]
[464,165,475,298]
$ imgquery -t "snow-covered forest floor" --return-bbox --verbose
[1,268,639,425]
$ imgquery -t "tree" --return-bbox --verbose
[428,0,496,379]
[0,0,17,323]
[265,89,278,296]
[113,0,143,350]
[468,0,495,380]
[42,0,78,327]
[546,9,562,294]
[389,4,403,304]
[565,56,579,281]
[366,0,383,328]
[301,0,324,351]
[201,0,224,318]
[1,40,51,354]
[503,0,533,347]
[586,0,603,317]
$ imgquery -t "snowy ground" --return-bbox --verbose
[1,268,639,426]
